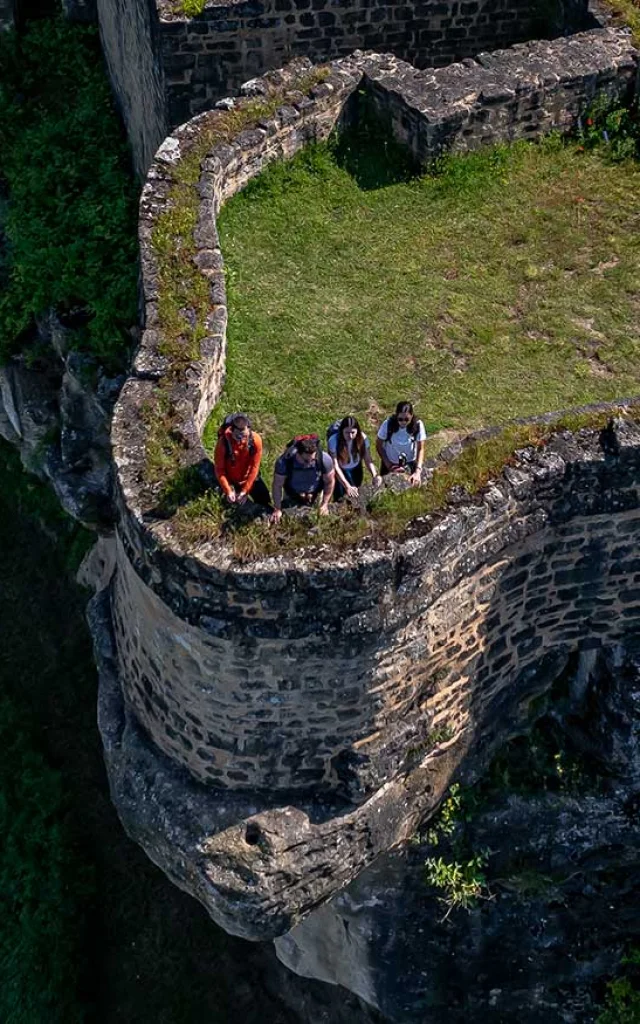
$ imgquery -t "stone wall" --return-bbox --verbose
[98,412,640,940]
[156,0,595,129]
[112,425,640,797]
[97,41,640,939]
[112,36,638,791]
[97,0,168,178]
[363,30,639,160]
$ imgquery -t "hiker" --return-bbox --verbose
[213,413,272,508]
[327,415,380,500]
[271,434,335,522]
[376,401,427,486]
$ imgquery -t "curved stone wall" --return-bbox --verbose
[99,36,640,937]
[112,33,637,792]
[99,413,640,938]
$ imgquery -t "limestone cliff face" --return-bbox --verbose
[0,312,123,527]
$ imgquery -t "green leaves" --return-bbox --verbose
[0,19,138,370]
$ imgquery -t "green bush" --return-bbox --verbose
[597,951,640,1024]
[0,18,138,370]
[578,97,640,162]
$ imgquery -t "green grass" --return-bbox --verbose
[599,0,640,45]
[206,133,640,480]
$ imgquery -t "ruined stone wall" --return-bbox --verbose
[363,30,639,160]
[97,40,640,938]
[156,0,595,128]
[112,36,638,794]
[97,0,167,178]
[112,438,640,795]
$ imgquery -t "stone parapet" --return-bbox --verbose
[98,41,640,939]
[98,413,640,939]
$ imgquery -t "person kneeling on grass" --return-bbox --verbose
[376,400,427,486]
[327,415,380,500]
[271,434,334,523]
[214,413,272,509]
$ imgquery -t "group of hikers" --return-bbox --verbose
[213,400,428,521]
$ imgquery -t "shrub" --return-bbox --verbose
[0,18,138,370]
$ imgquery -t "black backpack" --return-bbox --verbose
[282,434,324,486]
[218,413,256,462]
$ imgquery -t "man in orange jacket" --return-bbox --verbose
[213,414,272,508]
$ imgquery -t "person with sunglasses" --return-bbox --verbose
[213,413,272,508]
[376,401,427,486]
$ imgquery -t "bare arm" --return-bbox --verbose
[319,469,335,513]
[271,472,285,520]
[410,440,426,486]
[332,456,350,491]
[364,445,379,480]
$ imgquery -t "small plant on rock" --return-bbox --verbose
[423,783,492,918]
[424,852,489,918]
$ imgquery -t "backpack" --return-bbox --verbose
[218,413,255,462]
[282,434,324,486]
[326,420,342,449]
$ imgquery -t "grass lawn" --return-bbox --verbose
[204,133,640,479]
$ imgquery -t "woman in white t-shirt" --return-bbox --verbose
[329,416,380,500]
[376,401,427,487]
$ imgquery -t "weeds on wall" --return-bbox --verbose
[0,19,138,370]
[597,950,640,1024]
[423,784,491,918]
[174,405,640,560]
[577,96,640,162]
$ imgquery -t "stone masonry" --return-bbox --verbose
[91,35,640,940]
[97,0,598,175]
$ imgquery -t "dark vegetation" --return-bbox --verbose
[0,18,138,370]
[0,20,297,1023]
[0,440,305,1024]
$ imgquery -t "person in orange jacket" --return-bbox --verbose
[213,413,272,508]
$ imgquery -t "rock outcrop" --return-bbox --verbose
[0,313,124,526]
[276,645,640,1021]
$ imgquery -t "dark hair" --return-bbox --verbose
[388,401,419,439]
[230,414,250,431]
[336,416,366,465]
[295,434,320,454]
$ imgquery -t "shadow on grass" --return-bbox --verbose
[331,91,421,191]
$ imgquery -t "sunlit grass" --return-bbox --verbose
[206,135,640,483]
